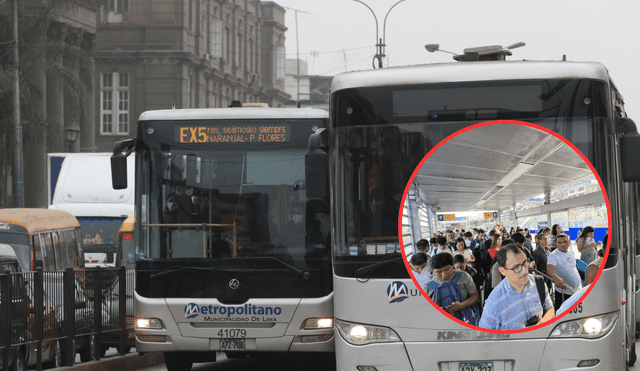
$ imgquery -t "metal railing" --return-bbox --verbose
[0,267,134,371]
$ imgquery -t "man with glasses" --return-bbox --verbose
[478,244,555,330]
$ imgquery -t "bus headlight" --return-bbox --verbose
[305,317,334,329]
[550,312,618,339]
[335,319,401,345]
[136,318,164,330]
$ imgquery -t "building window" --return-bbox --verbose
[101,72,130,135]
[236,32,242,68]
[211,19,222,57]
[106,0,128,23]
[276,46,285,80]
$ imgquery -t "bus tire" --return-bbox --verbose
[164,352,193,371]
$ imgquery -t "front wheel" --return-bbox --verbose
[10,348,26,371]
[164,352,193,371]
[43,340,62,369]
[79,335,95,363]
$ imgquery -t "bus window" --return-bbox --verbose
[52,231,64,270]
[74,229,85,268]
[54,231,69,269]
[40,233,56,271]
[64,230,76,267]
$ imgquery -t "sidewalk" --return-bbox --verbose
[58,352,164,371]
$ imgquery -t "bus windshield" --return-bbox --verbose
[0,232,30,272]
[138,118,329,269]
[331,79,609,278]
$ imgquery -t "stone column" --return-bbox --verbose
[46,22,66,153]
[63,28,80,152]
[80,32,96,152]
[23,26,48,208]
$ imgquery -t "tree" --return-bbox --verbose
[0,0,103,207]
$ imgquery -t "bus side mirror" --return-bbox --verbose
[111,154,128,189]
[305,129,329,201]
[618,118,640,182]
[111,139,135,190]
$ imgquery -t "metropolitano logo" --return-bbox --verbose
[184,303,200,319]
[387,281,409,303]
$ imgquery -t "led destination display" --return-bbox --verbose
[176,124,291,144]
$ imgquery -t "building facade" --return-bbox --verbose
[94,0,290,152]
[1,0,289,208]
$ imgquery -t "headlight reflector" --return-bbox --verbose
[335,319,400,345]
[550,312,618,338]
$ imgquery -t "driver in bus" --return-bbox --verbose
[284,204,306,237]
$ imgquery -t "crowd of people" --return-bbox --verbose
[408,225,606,330]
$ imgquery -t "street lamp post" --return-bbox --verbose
[65,122,81,152]
[352,0,407,69]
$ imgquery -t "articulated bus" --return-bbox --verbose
[110,104,333,371]
[305,57,640,370]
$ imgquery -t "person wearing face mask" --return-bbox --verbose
[284,204,306,237]
[163,194,179,223]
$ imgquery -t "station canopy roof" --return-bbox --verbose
[413,124,597,213]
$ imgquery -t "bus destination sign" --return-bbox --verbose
[176,124,291,144]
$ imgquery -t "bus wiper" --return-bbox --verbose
[261,257,311,280]
[356,256,404,276]
[150,266,213,278]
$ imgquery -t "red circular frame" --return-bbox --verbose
[398,120,613,334]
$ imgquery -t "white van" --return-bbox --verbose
[48,153,135,268]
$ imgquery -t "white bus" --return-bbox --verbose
[49,153,135,268]
[305,56,640,370]
[110,104,333,371]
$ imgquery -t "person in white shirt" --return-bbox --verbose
[547,233,582,310]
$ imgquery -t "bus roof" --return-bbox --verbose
[331,60,612,92]
[120,216,135,233]
[0,209,80,235]
[138,107,329,122]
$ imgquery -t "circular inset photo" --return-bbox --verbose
[400,121,611,333]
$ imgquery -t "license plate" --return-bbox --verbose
[459,362,493,371]
[220,338,245,350]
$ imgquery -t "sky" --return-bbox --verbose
[274,0,640,119]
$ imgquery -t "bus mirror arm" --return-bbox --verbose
[111,139,136,190]
[617,117,640,182]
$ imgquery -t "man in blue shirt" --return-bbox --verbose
[478,244,555,330]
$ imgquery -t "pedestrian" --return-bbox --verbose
[576,226,602,265]
[409,252,432,288]
[478,244,554,330]
[547,233,582,310]
[425,253,479,324]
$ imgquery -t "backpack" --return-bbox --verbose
[427,271,479,325]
